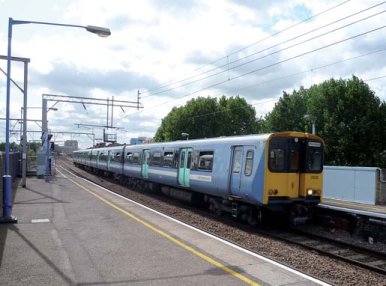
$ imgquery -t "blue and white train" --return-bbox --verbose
[73,132,324,224]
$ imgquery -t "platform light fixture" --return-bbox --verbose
[181,133,189,140]
[304,114,316,135]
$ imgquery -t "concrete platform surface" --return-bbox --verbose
[0,167,329,286]
[320,198,386,219]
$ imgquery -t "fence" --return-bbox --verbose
[323,166,385,205]
[378,169,386,204]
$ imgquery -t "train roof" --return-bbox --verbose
[74,132,322,153]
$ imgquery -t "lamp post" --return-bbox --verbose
[304,114,316,135]
[1,17,111,223]
[181,133,189,140]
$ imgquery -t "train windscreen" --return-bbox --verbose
[268,137,323,173]
[306,141,323,173]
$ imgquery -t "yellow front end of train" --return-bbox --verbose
[263,132,324,214]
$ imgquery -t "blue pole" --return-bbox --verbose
[45,132,50,183]
[1,17,18,223]
[5,18,12,180]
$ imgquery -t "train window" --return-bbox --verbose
[150,152,161,166]
[163,152,174,168]
[114,152,121,162]
[308,148,323,172]
[133,152,141,164]
[187,152,192,169]
[179,151,185,168]
[99,152,105,161]
[232,149,242,173]
[126,152,141,165]
[173,151,179,168]
[244,150,254,176]
[126,152,133,162]
[269,148,285,171]
[197,151,213,171]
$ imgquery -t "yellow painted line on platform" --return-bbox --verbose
[58,169,260,286]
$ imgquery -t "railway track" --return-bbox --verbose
[59,160,386,278]
[263,227,386,276]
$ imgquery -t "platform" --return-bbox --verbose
[0,168,328,285]
[320,198,386,219]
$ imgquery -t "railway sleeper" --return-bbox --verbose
[367,260,386,267]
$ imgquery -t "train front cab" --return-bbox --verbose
[264,132,324,219]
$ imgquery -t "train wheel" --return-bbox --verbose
[248,208,262,226]
[208,198,222,216]
[209,200,215,213]
[215,207,223,217]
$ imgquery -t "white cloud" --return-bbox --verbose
[0,0,385,148]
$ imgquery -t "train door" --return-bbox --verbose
[230,146,246,196]
[229,145,255,197]
[230,146,243,196]
[267,137,300,199]
[96,151,100,168]
[141,149,150,178]
[178,148,192,187]
[287,142,300,198]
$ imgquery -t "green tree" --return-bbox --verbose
[0,142,19,152]
[217,96,260,136]
[264,76,386,167]
[154,96,261,142]
[263,87,308,132]
[28,142,42,153]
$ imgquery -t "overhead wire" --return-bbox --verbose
[131,25,385,115]
[364,75,386,81]
[150,48,386,123]
[123,47,385,128]
[209,2,385,72]
[144,8,385,97]
[143,0,352,95]
[237,49,386,92]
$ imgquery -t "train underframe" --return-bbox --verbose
[75,163,319,226]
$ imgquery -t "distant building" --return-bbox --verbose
[130,137,153,145]
[65,140,78,149]
[95,142,106,148]
[61,140,78,155]
[130,137,145,145]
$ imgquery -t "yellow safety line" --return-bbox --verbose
[59,169,260,286]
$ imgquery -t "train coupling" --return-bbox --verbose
[290,203,311,225]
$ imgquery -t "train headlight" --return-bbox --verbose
[307,189,313,196]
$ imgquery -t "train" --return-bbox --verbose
[73,132,324,225]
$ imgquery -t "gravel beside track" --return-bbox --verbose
[59,160,386,286]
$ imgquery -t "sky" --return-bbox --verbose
[0,0,385,149]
